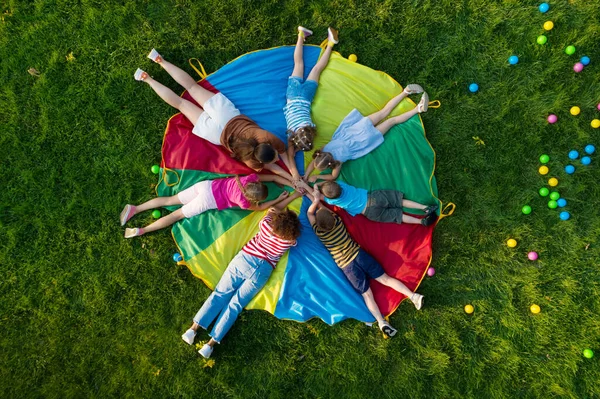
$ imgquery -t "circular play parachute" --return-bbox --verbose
[156,45,452,324]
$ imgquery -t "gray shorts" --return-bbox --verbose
[363,190,404,224]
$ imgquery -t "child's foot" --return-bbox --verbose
[420,213,437,227]
[410,293,424,310]
[404,84,424,95]
[424,204,438,216]
[124,227,142,238]
[134,68,149,81]
[147,48,163,63]
[327,27,339,45]
[417,92,429,113]
[181,328,196,345]
[198,344,213,359]
[379,321,397,338]
[120,204,136,226]
[298,26,313,40]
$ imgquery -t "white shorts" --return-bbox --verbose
[177,180,218,218]
[191,93,241,145]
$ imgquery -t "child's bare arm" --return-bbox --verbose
[272,190,303,210]
[258,174,294,187]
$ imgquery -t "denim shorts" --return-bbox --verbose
[286,76,318,102]
[342,249,385,294]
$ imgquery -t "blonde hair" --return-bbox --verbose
[312,150,341,171]
[289,126,316,151]
[235,176,268,204]
[321,181,342,199]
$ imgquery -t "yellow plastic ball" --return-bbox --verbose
[348,54,357,62]
[570,106,581,116]
[543,21,554,31]
[464,304,474,314]
[548,177,558,187]
[591,119,600,128]
[538,166,549,175]
[530,304,541,314]
[507,239,517,248]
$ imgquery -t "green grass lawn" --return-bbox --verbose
[2,0,599,397]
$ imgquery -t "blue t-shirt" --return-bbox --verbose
[323,181,368,216]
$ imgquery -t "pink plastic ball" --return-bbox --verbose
[573,62,584,72]
[528,251,538,261]
[427,267,436,277]
[597,103,600,111]
[547,114,558,124]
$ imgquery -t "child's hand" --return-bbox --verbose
[278,191,290,200]
[308,175,319,183]
[313,185,322,201]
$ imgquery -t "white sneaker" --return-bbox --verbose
[327,27,339,44]
[134,68,147,81]
[120,204,135,226]
[379,321,397,338]
[198,344,213,359]
[124,227,140,238]
[411,293,424,310]
[298,26,313,39]
[181,329,196,345]
[147,48,162,63]
[404,84,424,95]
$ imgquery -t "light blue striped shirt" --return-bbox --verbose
[283,99,315,133]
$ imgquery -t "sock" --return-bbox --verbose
[138,228,145,236]
[327,41,334,47]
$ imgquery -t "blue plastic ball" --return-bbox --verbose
[580,56,590,66]
[557,198,567,208]
[568,150,579,160]
[539,2,549,13]
[565,165,575,174]
[559,211,570,221]
[585,144,595,154]
[172,253,183,262]
[469,83,479,93]
[509,55,519,65]
[581,156,591,165]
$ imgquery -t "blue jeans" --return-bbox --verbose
[193,252,273,343]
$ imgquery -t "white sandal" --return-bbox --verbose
[147,48,162,63]
[134,68,147,81]
[417,92,429,113]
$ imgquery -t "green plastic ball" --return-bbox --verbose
[539,188,549,197]
[152,210,161,218]
[565,45,576,55]
[549,192,560,200]
[151,164,160,174]
[522,205,532,215]
[548,200,558,209]
[539,154,550,164]
[583,349,594,359]
[537,35,547,45]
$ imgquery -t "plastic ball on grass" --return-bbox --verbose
[469,83,479,93]
[522,205,532,215]
[568,150,579,160]
[539,3,549,13]
[548,200,558,209]
[598,103,600,111]
[570,106,581,116]
[549,191,560,200]
[530,304,541,314]
[151,164,160,174]
[539,154,550,164]
[581,156,591,165]
[508,55,519,65]
[152,210,161,218]
[565,45,576,55]
[537,35,547,45]
[580,56,590,66]
[427,267,435,277]
[464,304,474,314]
[565,165,575,174]
[585,144,596,154]
[173,253,183,262]
[539,187,549,197]
[348,54,357,62]
[557,198,567,207]
[559,211,570,220]
[538,166,549,175]
[591,120,600,129]
[547,114,557,124]
[548,177,558,187]
[543,21,554,30]
[507,239,517,248]
[583,349,594,359]
[574,63,584,73]
[528,251,538,261]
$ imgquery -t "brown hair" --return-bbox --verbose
[289,126,316,151]
[229,138,277,166]
[269,209,301,241]
[315,208,336,231]
[312,149,341,171]
[321,181,342,199]
[235,176,268,203]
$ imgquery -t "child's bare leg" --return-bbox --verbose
[306,43,334,82]
[206,338,218,348]
[368,92,409,126]
[402,214,423,225]
[402,199,428,211]
[292,33,305,78]
[374,108,419,135]
[140,208,186,234]
[374,273,413,297]
[143,75,203,123]
[135,194,182,213]
[157,58,215,106]
[361,288,386,325]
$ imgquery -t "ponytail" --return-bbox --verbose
[236,175,268,204]
[312,150,339,171]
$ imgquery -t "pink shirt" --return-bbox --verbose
[242,215,296,267]
[211,174,259,210]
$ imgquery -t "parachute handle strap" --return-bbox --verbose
[188,58,208,80]
[428,100,441,109]
[439,202,456,220]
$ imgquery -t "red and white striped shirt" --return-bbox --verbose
[242,215,296,267]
